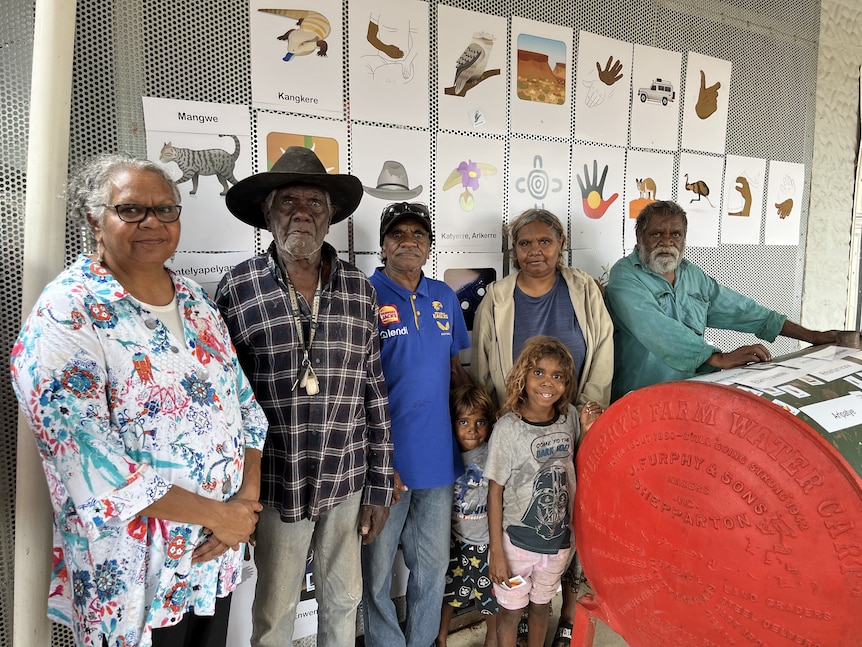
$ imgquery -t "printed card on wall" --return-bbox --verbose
[508,139,570,233]
[570,144,625,249]
[351,124,431,253]
[510,16,573,138]
[624,150,675,249]
[435,133,504,251]
[721,155,767,244]
[574,31,633,147]
[570,247,622,286]
[352,252,386,279]
[348,0,430,127]
[765,160,806,245]
[437,6,507,134]
[255,111,350,251]
[249,0,344,116]
[630,44,682,151]
[678,151,724,247]
[436,251,504,329]
[142,97,254,253]
[681,52,731,154]
[168,252,252,298]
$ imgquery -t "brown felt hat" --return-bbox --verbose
[226,146,363,228]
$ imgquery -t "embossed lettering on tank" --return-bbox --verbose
[574,382,862,647]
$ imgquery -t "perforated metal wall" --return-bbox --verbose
[3,1,35,646]
[3,0,821,645]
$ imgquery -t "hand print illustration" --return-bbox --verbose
[582,56,624,108]
[695,70,720,119]
[577,160,618,219]
[597,56,623,86]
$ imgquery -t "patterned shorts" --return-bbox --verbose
[443,538,498,615]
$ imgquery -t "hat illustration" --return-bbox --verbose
[363,160,423,200]
[226,146,363,229]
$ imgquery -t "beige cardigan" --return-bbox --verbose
[469,267,614,409]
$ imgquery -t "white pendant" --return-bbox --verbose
[305,370,320,395]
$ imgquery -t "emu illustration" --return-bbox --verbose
[684,173,715,207]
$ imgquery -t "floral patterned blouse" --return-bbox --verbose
[10,256,268,647]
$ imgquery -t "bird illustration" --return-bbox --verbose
[452,32,495,95]
[684,173,715,207]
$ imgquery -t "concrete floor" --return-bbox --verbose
[445,589,629,647]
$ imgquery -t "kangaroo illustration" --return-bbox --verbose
[636,177,656,200]
[684,173,715,207]
[728,176,752,216]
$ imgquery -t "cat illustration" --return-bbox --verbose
[159,134,240,196]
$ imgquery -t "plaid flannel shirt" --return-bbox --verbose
[215,243,393,521]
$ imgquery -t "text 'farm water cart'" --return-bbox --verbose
[574,348,862,647]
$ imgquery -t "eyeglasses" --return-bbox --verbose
[102,204,182,223]
[382,202,430,219]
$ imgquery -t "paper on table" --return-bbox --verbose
[733,366,810,389]
[770,399,801,416]
[799,393,862,433]
[808,360,862,383]
[689,368,751,384]
[779,384,810,399]
[776,356,830,369]
[806,346,859,361]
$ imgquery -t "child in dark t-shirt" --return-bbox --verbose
[436,384,498,647]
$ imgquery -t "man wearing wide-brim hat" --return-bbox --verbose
[215,146,394,647]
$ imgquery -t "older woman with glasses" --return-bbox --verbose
[11,153,267,647]
[470,208,613,647]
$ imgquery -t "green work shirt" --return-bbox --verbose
[605,249,786,402]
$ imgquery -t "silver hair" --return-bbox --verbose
[69,152,180,230]
[506,208,566,271]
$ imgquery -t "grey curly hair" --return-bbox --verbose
[68,152,180,229]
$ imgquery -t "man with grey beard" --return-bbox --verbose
[605,200,837,402]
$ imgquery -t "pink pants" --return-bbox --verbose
[492,532,571,609]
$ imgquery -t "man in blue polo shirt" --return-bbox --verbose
[362,202,472,647]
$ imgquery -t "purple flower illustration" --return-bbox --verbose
[457,160,482,190]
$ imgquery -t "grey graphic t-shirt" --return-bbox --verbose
[452,443,491,545]
[484,405,579,554]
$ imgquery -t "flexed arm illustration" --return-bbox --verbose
[363,12,419,83]
[367,16,403,58]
